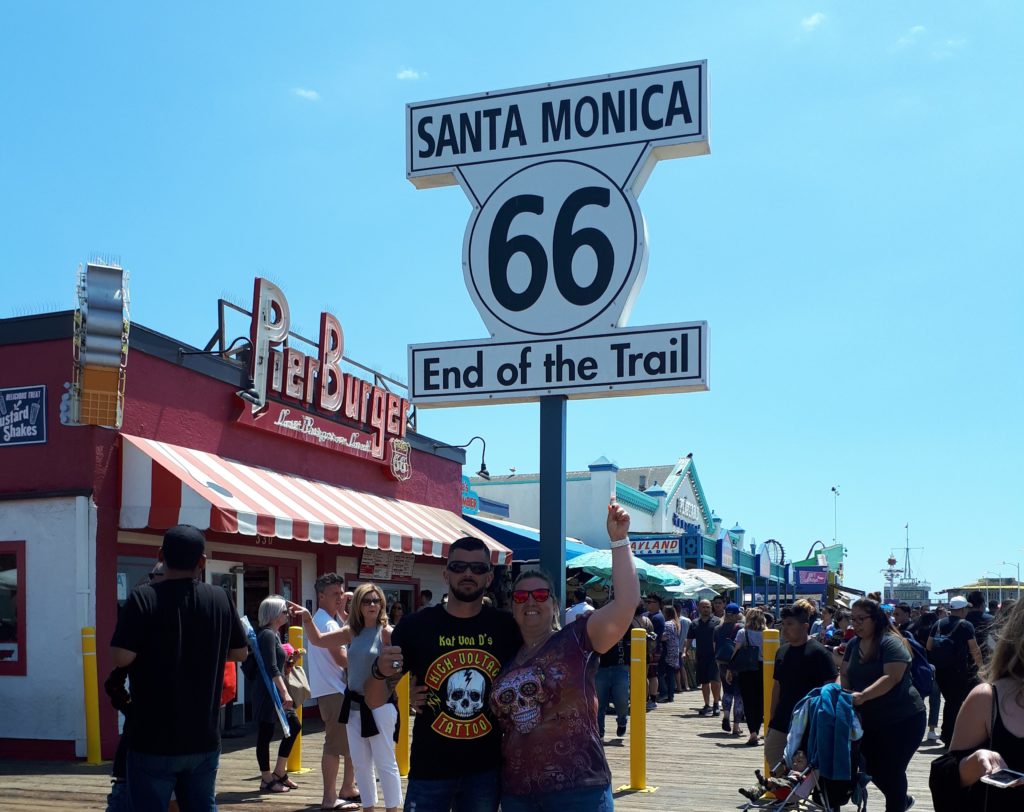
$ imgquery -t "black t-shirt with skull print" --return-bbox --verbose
[391,604,522,779]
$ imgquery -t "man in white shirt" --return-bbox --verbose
[307,573,359,810]
[565,587,595,623]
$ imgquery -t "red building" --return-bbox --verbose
[0,276,508,759]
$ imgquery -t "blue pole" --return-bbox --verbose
[539,396,567,616]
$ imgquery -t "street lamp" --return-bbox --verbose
[432,436,490,480]
[1002,561,1021,600]
[831,486,840,545]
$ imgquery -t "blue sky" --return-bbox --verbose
[2,3,1021,597]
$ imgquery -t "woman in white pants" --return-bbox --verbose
[294,583,402,812]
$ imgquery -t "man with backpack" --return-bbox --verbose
[714,603,744,733]
[927,595,983,746]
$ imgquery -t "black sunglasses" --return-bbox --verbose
[446,561,491,575]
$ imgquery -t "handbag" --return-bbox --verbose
[729,643,760,673]
[286,664,312,706]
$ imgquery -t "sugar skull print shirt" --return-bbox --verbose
[490,613,611,796]
[390,604,522,780]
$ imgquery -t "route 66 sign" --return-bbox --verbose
[408,62,708,339]
[406,62,710,406]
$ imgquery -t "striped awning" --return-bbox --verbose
[119,433,512,565]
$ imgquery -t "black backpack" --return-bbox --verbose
[928,618,964,669]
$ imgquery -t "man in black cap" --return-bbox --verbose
[111,525,248,811]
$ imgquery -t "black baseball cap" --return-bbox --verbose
[162,524,206,570]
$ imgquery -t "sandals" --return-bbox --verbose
[279,772,299,789]
[260,775,290,793]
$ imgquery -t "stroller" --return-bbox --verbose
[738,684,869,811]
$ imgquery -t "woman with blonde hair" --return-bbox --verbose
[930,599,1024,810]
[252,595,302,793]
[727,608,766,744]
[292,583,402,812]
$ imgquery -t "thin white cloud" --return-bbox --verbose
[801,12,825,32]
[396,68,422,81]
[932,37,966,60]
[292,87,320,102]
[894,24,926,49]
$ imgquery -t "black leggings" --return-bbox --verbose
[859,710,926,812]
[256,711,301,772]
[737,666,764,735]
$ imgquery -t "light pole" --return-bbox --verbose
[831,486,840,545]
[1002,561,1021,600]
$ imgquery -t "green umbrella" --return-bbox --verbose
[568,549,682,586]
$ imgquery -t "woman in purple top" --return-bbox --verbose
[490,502,640,812]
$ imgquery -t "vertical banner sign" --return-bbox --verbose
[407,62,711,405]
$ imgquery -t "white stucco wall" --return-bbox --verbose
[0,496,96,754]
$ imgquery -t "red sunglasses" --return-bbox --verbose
[512,588,552,604]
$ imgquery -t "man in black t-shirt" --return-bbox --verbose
[110,525,247,812]
[928,595,982,745]
[371,536,522,812]
[964,590,994,662]
[765,604,837,773]
[687,598,723,716]
[645,595,666,709]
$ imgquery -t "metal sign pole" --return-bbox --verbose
[538,396,567,615]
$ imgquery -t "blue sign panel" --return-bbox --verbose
[461,475,480,515]
[0,385,46,447]
[717,538,733,568]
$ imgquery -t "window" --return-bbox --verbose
[0,541,26,676]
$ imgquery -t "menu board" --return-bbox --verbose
[358,549,416,580]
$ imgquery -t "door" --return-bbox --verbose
[205,560,246,715]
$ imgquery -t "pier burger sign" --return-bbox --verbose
[407,62,710,406]
[237,278,412,478]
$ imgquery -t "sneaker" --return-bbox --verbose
[646,700,657,711]
[712,703,721,716]
[721,717,731,732]
[698,704,713,716]
[616,723,627,737]
[926,730,939,742]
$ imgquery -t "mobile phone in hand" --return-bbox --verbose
[980,768,1024,788]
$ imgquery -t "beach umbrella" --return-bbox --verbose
[568,549,682,587]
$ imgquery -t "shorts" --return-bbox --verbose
[695,656,720,685]
[317,693,350,757]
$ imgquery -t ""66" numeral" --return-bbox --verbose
[488,187,615,312]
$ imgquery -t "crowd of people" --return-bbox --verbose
[105,517,1023,811]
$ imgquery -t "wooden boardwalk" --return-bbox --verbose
[0,693,942,811]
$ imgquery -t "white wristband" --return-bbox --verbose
[609,537,631,549]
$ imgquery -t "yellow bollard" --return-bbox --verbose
[616,627,656,793]
[396,674,410,777]
[286,625,312,775]
[761,627,780,774]
[81,627,102,764]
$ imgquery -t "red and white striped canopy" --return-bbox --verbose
[119,433,512,565]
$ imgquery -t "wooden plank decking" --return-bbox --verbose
[0,693,942,811]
